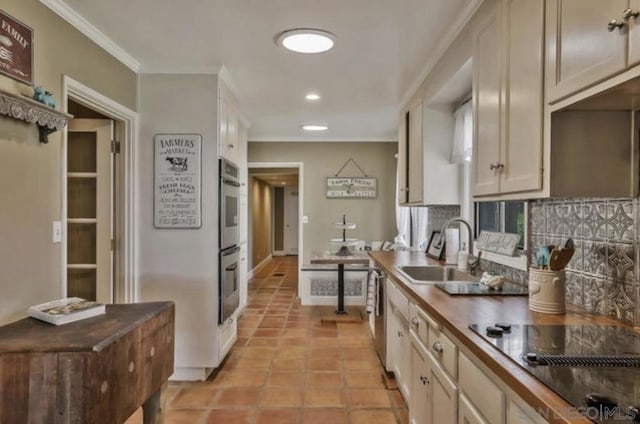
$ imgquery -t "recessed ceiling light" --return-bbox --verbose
[302,124,328,132]
[305,93,321,101]
[276,29,335,54]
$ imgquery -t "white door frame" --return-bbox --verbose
[283,185,299,255]
[248,162,303,295]
[61,75,139,303]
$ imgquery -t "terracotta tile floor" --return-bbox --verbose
[126,256,408,423]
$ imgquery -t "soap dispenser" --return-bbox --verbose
[457,243,469,271]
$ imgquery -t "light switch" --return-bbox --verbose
[302,216,309,224]
[52,221,62,243]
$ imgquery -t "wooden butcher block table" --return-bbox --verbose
[0,301,175,424]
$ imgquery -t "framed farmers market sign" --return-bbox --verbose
[154,134,202,229]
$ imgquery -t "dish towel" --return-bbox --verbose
[366,269,379,314]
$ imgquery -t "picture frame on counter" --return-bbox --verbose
[426,230,445,260]
[153,134,202,229]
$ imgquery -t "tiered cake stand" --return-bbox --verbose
[330,214,358,256]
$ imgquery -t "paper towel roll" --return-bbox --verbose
[445,228,460,265]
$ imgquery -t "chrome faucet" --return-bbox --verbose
[438,217,482,273]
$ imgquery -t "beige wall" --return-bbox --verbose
[0,0,137,324]
[412,0,498,105]
[249,177,273,268]
[248,142,397,264]
[137,74,220,368]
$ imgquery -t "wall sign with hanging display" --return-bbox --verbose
[0,10,33,85]
[154,134,202,228]
[325,158,377,199]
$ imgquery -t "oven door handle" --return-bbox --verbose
[222,246,241,255]
[226,263,238,272]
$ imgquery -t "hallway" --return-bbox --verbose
[128,256,408,423]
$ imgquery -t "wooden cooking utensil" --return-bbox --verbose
[548,249,562,271]
[554,248,574,270]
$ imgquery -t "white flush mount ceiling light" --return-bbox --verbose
[276,29,336,54]
[305,93,321,101]
[302,124,329,132]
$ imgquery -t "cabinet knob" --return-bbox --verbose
[420,375,429,385]
[608,19,626,32]
[411,317,419,327]
[623,9,640,21]
[432,341,444,353]
[397,330,404,338]
[399,187,408,192]
[489,162,504,171]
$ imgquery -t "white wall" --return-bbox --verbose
[138,74,219,369]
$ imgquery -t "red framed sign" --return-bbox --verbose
[0,10,33,85]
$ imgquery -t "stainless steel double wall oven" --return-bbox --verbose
[219,158,240,324]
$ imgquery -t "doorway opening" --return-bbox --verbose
[247,162,303,297]
[62,76,138,304]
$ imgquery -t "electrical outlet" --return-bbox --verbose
[52,221,62,243]
[302,216,309,224]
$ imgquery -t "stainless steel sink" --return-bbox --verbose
[395,265,478,284]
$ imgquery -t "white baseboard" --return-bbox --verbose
[272,250,286,257]
[248,254,272,279]
[170,367,212,381]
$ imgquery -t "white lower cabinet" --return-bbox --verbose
[410,334,431,424]
[398,295,549,424]
[386,279,411,400]
[430,352,458,424]
[410,312,457,424]
[460,393,490,424]
[507,400,539,424]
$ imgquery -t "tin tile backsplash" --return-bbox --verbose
[530,198,638,326]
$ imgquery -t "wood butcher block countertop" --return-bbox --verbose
[369,251,636,424]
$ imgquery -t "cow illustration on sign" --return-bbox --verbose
[166,156,188,172]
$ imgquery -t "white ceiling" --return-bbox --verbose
[57,0,479,141]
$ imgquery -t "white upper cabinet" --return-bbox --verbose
[546,0,630,103]
[473,10,502,196]
[218,83,243,166]
[398,97,461,206]
[473,0,544,197]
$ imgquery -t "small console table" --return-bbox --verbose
[310,251,370,314]
[0,301,175,424]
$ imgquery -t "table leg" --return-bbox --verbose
[143,382,167,424]
[336,263,347,314]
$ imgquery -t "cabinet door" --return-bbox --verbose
[473,11,502,196]
[410,340,431,424]
[507,401,538,424]
[397,114,409,204]
[218,91,229,158]
[501,0,544,193]
[386,299,398,373]
[546,0,628,102]
[629,0,640,66]
[428,353,458,424]
[398,314,412,400]
[459,394,490,424]
[408,97,424,203]
[228,102,239,164]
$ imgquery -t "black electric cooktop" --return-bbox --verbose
[469,324,640,423]
[435,281,529,296]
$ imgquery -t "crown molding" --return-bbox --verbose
[39,0,140,72]
[140,65,221,75]
[249,136,397,143]
[398,0,484,112]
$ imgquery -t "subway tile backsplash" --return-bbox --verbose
[529,198,638,326]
